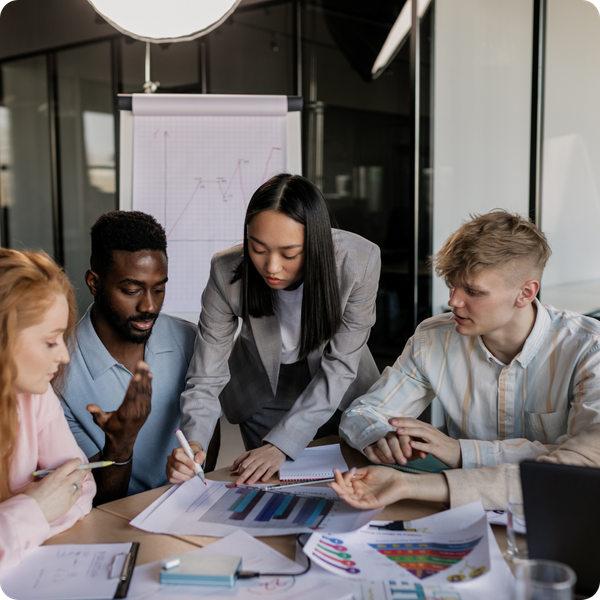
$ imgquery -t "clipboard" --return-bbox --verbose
[115,542,140,599]
[0,541,142,600]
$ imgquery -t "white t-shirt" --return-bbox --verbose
[277,283,303,364]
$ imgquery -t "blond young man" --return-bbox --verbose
[340,210,600,470]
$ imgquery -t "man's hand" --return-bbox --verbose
[166,442,207,484]
[390,417,462,469]
[231,444,286,486]
[86,361,152,461]
[330,466,413,509]
[364,431,428,465]
[25,458,88,523]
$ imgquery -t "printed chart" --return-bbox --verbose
[303,517,490,585]
[368,538,483,580]
[199,486,333,530]
[132,114,287,313]
[130,478,380,537]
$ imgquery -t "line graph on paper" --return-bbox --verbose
[132,114,287,313]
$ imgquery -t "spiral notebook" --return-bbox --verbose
[279,443,349,481]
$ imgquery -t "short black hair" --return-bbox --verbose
[232,173,342,360]
[90,210,167,275]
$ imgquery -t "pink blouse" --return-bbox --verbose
[0,388,96,572]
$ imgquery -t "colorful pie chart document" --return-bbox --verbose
[131,478,381,537]
[303,502,491,586]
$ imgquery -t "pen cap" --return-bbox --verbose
[161,556,181,570]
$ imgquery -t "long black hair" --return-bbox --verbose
[232,173,342,360]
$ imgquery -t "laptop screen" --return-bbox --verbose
[521,460,600,598]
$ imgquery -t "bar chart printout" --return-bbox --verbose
[130,478,381,537]
[201,487,332,529]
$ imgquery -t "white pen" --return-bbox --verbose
[263,466,357,491]
[175,429,206,485]
[264,478,335,491]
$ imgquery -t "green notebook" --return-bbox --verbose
[372,454,448,474]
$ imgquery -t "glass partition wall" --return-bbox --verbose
[0,56,54,257]
[57,41,116,311]
[540,0,600,315]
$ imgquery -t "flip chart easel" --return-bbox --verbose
[118,94,302,321]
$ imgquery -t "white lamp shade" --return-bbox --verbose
[87,0,243,43]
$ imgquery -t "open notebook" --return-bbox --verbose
[279,443,349,481]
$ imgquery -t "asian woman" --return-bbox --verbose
[167,173,381,486]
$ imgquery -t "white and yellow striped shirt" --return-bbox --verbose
[340,299,600,468]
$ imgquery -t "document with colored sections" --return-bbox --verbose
[130,478,381,537]
[126,530,354,600]
[0,543,136,600]
[304,503,491,585]
[299,503,514,600]
[279,443,349,481]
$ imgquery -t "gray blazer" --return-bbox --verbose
[180,229,381,459]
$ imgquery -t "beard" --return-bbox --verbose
[95,290,158,345]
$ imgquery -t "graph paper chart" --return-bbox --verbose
[132,114,287,313]
[196,486,333,531]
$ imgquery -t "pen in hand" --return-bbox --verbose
[33,460,114,477]
[175,429,207,485]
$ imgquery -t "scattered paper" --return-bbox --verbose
[131,478,381,537]
[126,530,354,600]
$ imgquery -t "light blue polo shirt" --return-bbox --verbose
[60,305,198,496]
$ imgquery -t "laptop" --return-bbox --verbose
[521,460,600,598]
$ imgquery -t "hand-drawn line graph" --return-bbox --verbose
[132,114,287,313]
[166,146,282,239]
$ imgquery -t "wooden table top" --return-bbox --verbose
[50,436,510,566]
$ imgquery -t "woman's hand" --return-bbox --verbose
[331,466,452,507]
[24,458,87,523]
[166,442,206,484]
[329,466,413,510]
[231,444,286,486]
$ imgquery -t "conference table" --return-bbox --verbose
[43,436,511,568]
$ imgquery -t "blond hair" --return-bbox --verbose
[432,210,551,288]
[0,249,77,502]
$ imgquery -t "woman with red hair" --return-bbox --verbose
[0,249,95,572]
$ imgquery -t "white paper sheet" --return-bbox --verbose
[279,444,349,481]
[126,530,354,600]
[131,478,381,537]
[304,515,490,585]
[0,543,132,600]
[302,503,515,600]
[486,510,509,526]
